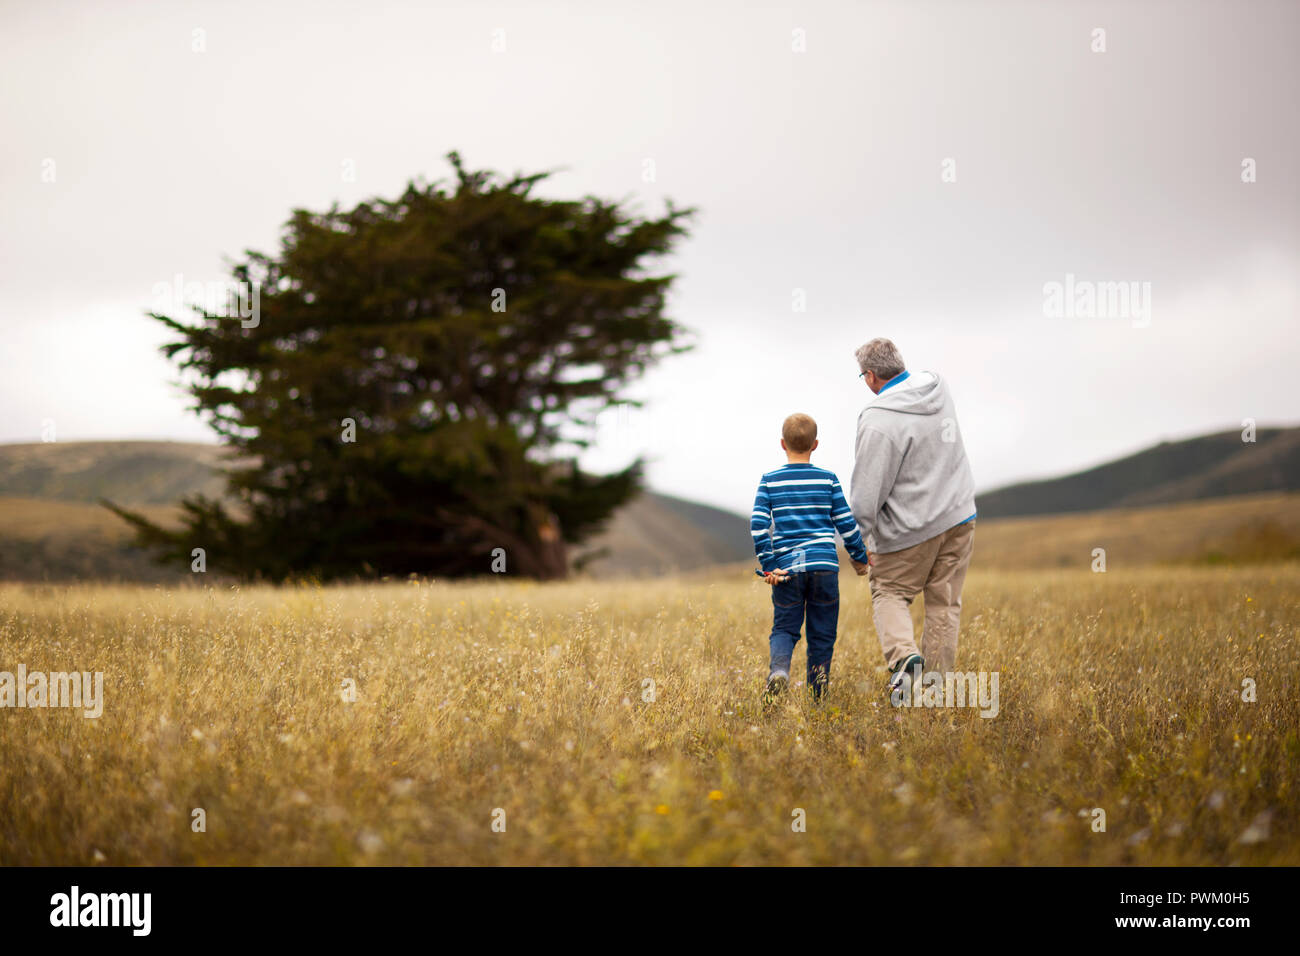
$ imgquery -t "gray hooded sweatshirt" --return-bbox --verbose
[849,370,976,554]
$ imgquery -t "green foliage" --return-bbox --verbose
[111,153,692,579]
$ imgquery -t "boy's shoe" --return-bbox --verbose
[888,654,924,707]
[809,664,829,701]
[763,671,789,711]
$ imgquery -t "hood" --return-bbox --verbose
[865,370,947,416]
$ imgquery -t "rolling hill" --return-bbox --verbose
[0,439,238,504]
[2,427,1299,582]
[0,441,754,581]
[975,426,1300,518]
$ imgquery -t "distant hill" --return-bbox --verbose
[4,429,1298,583]
[572,490,754,577]
[0,440,234,505]
[976,426,1300,518]
[0,441,753,581]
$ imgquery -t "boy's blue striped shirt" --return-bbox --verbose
[751,463,869,572]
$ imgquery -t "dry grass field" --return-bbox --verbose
[1,560,1296,865]
[974,492,1300,569]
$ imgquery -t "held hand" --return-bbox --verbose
[763,570,790,586]
[850,558,869,576]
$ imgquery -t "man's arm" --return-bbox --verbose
[849,411,904,548]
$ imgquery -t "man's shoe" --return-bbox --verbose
[888,654,924,707]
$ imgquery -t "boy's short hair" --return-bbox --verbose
[782,413,817,453]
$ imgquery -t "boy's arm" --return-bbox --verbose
[849,412,905,547]
[830,477,869,564]
[751,479,777,572]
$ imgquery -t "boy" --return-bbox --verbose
[751,413,869,701]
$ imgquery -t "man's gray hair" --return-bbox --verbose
[855,338,905,380]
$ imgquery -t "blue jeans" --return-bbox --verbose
[768,570,839,695]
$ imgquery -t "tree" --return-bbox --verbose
[107,154,693,580]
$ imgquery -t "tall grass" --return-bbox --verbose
[1,564,1296,864]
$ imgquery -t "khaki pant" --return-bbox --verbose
[868,520,974,674]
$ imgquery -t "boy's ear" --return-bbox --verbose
[811,439,819,452]
[780,439,787,451]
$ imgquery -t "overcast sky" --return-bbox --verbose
[2,0,1296,515]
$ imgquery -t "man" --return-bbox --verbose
[848,338,976,703]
